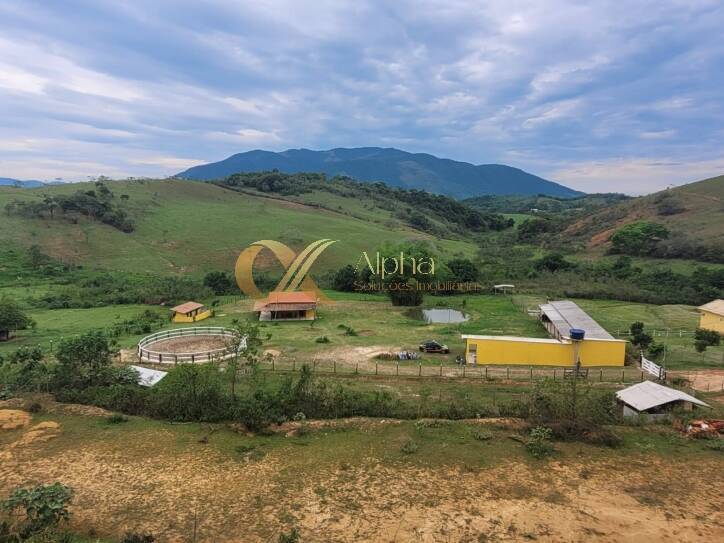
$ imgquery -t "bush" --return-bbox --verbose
[122,533,156,543]
[315,336,330,344]
[2,483,73,535]
[400,439,419,454]
[106,413,129,424]
[525,426,554,458]
[278,527,300,543]
[471,428,493,441]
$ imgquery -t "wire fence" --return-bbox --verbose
[253,358,675,385]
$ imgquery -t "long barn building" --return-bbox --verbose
[462,300,626,367]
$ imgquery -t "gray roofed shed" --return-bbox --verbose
[539,300,614,340]
[616,380,709,412]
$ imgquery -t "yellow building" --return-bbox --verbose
[170,301,211,323]
[697,299,724,334]
[462,300,626,367]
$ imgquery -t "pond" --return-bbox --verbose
[406,308,470,324]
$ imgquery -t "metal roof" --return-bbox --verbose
[539,300,614,340]
[698,299,724,317]
[130,365,168,387]
[462,334,568,344]
[170,301,205,314]
[616,380,710,412]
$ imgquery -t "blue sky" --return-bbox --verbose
[0,0,722,194]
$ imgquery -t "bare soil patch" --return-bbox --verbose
[146,335,228,354]
[0,409,30,430]
[1,415,722,542]
[670,369,724,392]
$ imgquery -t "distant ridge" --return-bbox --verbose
[176,147,582,198]
[0,177,45,188]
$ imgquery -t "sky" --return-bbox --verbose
[0,0,723,195]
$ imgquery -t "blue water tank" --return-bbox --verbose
[569,328,586,341]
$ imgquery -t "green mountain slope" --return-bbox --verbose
[0,179,479,275]
[563,175,723,250]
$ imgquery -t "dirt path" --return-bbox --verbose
[1,408,722,542]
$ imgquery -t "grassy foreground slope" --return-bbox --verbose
[563,175,724,249]
[0,179,477,274]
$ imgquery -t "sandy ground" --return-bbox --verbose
[670,369,724,393]
[145,335,229,354]
[1,406,722,542]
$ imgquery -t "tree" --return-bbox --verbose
[446,258,479,283]
[203,271,234,295]
[0,297,34,338]
[54,330,117,387]
[225,319,271,399]
[332,265,358,292]
[3,483,73,535]
[694,328,721,347]
[647,341,665,361]
[629,322,653,350]
[610,221,670,256]
[534,253,575,273]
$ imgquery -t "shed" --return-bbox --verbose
[697,299,724,334]
[170,301,211,323]
[616,380,710,420]
[253,291,317,321]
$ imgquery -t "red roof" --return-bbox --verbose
[253,291,317,311]
[171,301,205,314]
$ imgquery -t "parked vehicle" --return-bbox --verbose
[419,340,450,354]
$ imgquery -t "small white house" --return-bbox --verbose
[616,380,710,420]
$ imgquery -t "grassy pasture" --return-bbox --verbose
[0,180,479,275]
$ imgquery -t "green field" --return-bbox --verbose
[4,290,720,371]
[0,179,478,274]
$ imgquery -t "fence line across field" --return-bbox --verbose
[253,358,712,386]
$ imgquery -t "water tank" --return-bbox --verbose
[569,328,586,341]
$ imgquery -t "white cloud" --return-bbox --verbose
[550,157,724,194]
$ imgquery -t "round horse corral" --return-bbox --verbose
[137,327,243,364]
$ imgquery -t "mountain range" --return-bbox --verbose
[176,147,581,198]
[0,177,45,188]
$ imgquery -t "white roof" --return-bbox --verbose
[616,380,710,412]
[462,334,568,344]
[540,300,615,340]
[130,365,168,387]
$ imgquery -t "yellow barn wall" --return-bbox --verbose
[172,309,211,323]
[699,311,724,334]
[465,337,625,367]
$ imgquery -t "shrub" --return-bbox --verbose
[471,428,493,441]
[2,483,73,534]
[106,413,129,424]
[278,527,301,543]
[122,532,156,543]
[525,426,554,458]
[315,336,330,344]
[400,439,418,454]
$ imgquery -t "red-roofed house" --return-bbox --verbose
[253,291,317,321]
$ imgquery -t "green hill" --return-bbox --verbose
[0,178,481,275]
[562,175,724,257]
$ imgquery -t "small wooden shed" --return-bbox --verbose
[170,301,211,323]
[616,380,710,421]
